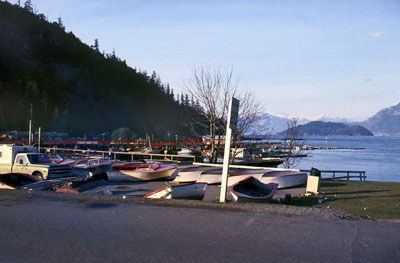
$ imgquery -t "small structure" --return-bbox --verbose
[306,167,321,195]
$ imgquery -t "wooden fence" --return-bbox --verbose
[300,169,366,181]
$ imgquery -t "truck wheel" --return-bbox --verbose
[33,172,44,180]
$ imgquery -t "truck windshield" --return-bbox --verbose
[27,154,51,164]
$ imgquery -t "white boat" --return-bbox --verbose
[193,164,306,189]
[107,163,176,181]
[229,176,278,202]
[196,168,266,185]
[173,166,220,183]
[177,148,195,156]
[144,183,207,200]
[260,170,307,189]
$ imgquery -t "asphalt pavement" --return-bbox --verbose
[0,190,399,263]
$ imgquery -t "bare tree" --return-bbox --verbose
[282,118,305,169]
[184,65,264,163]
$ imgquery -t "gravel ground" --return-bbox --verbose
[0,186,364,221]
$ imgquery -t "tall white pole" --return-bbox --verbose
[219,97,239,203]
[28,120,32,146]
[219,127,232,202]
[38,127,41,152]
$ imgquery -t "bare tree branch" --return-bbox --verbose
[184,65,266,163]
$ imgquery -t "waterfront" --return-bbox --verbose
[291,136,400,183]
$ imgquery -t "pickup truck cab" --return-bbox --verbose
[0,145,72,180]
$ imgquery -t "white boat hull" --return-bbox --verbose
[145,183,207,200]
[107,165,176,182]
[260,171,307,189]
[173,166,219,183]
[195,168,306,189]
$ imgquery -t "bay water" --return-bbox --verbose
[285,136,400,182]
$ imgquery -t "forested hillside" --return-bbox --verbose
[0,1,197,137]
[279,121,373,136]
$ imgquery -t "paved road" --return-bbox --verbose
[0,191,399,263]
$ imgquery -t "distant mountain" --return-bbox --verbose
[258,113,353,134]
[359,103,400,136]
[278,121,373,136]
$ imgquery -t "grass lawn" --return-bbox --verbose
[291,180,400,220]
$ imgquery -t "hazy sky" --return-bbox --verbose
[11,0,400,121]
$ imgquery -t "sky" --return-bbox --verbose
[9,0,400,121]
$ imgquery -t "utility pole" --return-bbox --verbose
[28,104,33,146]
[38,127,41,152]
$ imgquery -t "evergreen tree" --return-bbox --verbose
[165,84,170,95]
[185,94,189,105]
[92,39,99,52]
[24,0,33,12]
[170,88,174,99]
[181,94,184,105]
[151,71,157,83]
[57,16,65,30]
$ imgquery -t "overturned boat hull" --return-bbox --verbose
[144,183,207,200]
[260,170,307,189]
[173,166,220,183]
[107,164,176,181]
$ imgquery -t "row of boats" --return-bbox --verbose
[1,155,308,202]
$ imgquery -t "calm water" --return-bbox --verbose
[282,136,400,182]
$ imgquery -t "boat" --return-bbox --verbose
[195,168,266,185]
[107,163,176,181]
[193,163,306,189]
[173,166,221,183]
[55,179,107,194]
[228,176,278,202]
[49,154,64,164]
[71,157,112,176]
[260,170,307,188]
[144,183,207,200]
[0,173,40,190]
[177,148,195,156]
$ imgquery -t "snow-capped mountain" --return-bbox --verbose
[359,102,400,136]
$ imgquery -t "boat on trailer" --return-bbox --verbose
[229,176,278,202]
[107,163,176,181]
[144,183,207,200]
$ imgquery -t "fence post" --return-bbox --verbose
[333,171,335,180]
[347,172,350,180]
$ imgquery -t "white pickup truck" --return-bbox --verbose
[0,145,72,180]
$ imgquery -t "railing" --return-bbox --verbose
[43,147,196,163]
[300,169,367,181]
